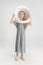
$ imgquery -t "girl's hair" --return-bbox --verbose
[18,11,30,29]
[18,11,26,20]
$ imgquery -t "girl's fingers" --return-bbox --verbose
[12,13,15,17]
[29,21,32,25]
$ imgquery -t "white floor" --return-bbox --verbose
[0,38,43,65]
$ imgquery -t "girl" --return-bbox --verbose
[10,10,32,61]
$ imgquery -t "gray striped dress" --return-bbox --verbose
[14,21,25,54]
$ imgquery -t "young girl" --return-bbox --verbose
[10,10,32,61]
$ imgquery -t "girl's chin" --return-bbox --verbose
[19,18,23,20]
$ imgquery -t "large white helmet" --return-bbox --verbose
[14,6,31,23]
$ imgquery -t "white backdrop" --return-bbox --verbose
[0,0,43,65]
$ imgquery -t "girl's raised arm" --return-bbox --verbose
[29,14,32,25]
[24,13,32,29]
[10,13,15,24]
[26,13,32,26]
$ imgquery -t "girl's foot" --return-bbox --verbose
[15,52,19,61]
[21,55,25,61]
[15,55,19,61]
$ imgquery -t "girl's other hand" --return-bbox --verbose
[30,21,32,25]
[12,13,15,17]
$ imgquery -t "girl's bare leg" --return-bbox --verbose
[21,53,25,61]
[15,52,19,61]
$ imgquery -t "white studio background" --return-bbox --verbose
[0,0,43,65]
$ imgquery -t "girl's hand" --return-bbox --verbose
[12,13,15,18]
[29,21,32,25]
[29,14,32,25]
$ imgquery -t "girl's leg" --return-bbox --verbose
[15,52,19,61]
[21,53,25,61]
[15,30,21,61]
[20,30,25,61]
